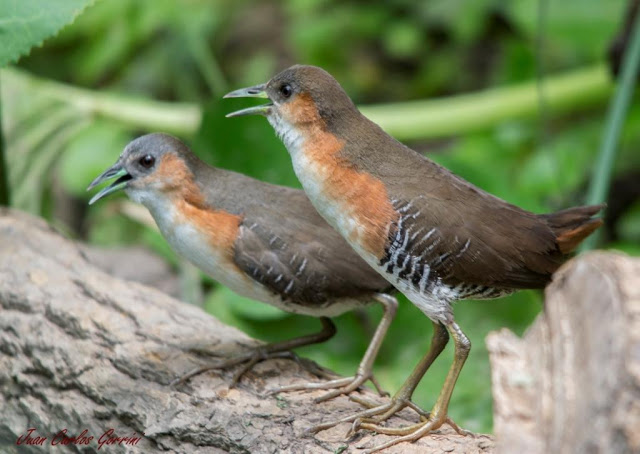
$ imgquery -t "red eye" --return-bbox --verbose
[139,155,155,168]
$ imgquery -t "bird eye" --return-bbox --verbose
[280,84,292,98]
[139,154,155,169]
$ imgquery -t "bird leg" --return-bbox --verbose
[170,317,337,387]
[267,293,398,402]
[305,320,449,434]
[354,321,472,454]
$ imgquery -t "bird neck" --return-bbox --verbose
[133,163,241,265]
[274,112,396,264]
[128,153,224,224]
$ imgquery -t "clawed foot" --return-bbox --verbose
[305,395,417,435]
[302,319,474,452]
[266,371,388,403]
[171,317,340,389]
[170,348,318,388]
[305,395,471,453]
[354,412,474,453]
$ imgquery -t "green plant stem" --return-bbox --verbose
[1,68,201,136]
[361,65,612,140]
[581,13,640,251]
[1,65,613,141]
[0,79,9,206]
[535,0,549,144]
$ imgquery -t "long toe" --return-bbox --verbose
[358,414,448,454]
[349,395,384,409]
[314,373,383,402]
[422,415,474,437]
[266,371,386,402]
[306,393,427,436]
[305,402,396,435]
[170,365,217,387]
[266,376,355,396]
[368,398,410,424]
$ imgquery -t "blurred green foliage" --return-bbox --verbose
[2,0,639,434]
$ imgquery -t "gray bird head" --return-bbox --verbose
[87,133,193,205]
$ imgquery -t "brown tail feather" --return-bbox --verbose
[540,204,605,254]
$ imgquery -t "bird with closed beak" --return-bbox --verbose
[87,132,398,404]
[225,65,604,452]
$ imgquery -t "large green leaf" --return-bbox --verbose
[0,0,95,67]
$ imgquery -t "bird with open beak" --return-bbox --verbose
[87,132,398,405]
[225,65,604,453]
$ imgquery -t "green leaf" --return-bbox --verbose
[0,0,96,67]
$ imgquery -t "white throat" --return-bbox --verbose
[266,112,373,266]
[267,114,305,157]
[125,187,177,234]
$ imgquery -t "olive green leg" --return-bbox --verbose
[268,294,398,401]
[356,321,472,454]
[306,320,450,434]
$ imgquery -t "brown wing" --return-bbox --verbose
[340,111,601,296]
[381,195,562,291]
[191,165,392,305]
[232,215,393,306]
[377,156,567,293]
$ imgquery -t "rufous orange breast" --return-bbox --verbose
[280,95,398,262]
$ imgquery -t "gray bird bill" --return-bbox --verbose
[87,164,131,205]
[224,85,272,117]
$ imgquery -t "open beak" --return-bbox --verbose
[223,84,273,117]
[87,163,132,205]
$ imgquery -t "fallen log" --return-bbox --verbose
[0,209,492,453]
[4,208,636,453]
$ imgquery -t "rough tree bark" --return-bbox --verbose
[488,252,640,454]
[0,209,493,453]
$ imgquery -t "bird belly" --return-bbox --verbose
[162,220,365,315]
[142,195,368,316]
[293,153,363,243]
[168,225,368,316]
[290,155,458,320]
[271,112,395,260]
[290,148,395,258]
[142,197,278,305]
[392,277,457,323]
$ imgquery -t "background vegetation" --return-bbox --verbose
[2,0,639,433]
